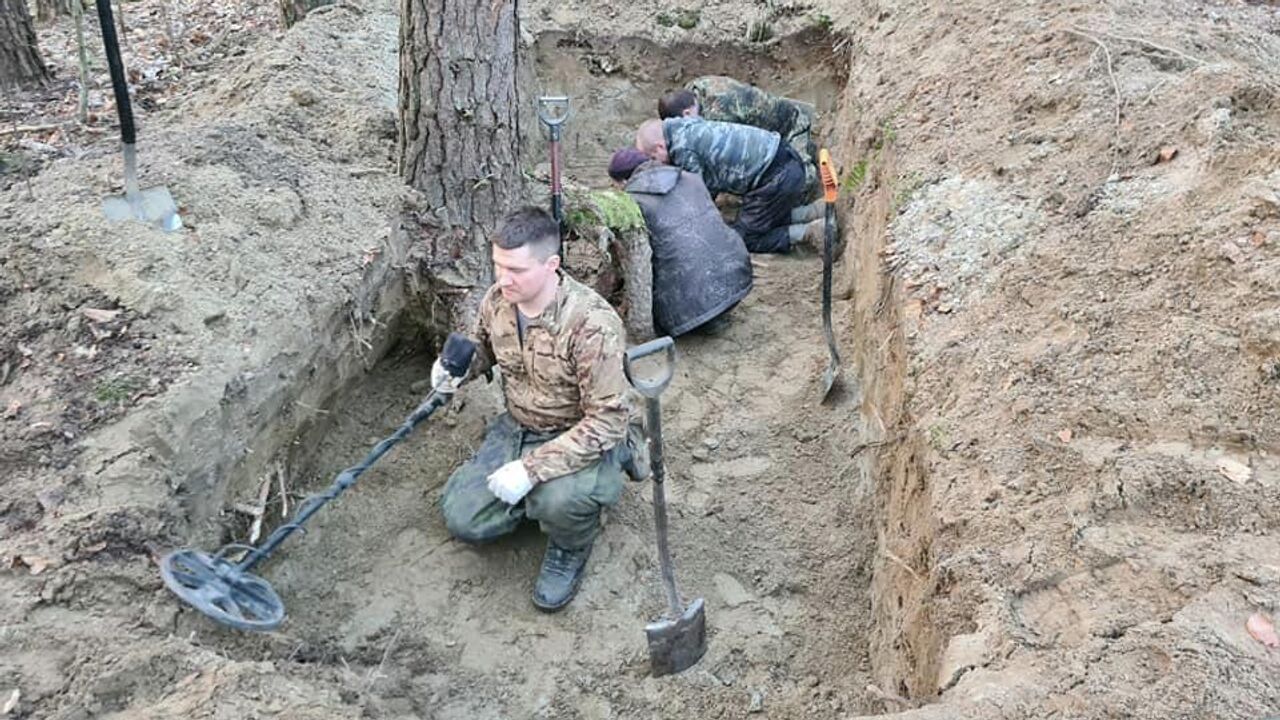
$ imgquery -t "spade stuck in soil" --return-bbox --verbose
[95,0,182,233]
[624,337,709,676]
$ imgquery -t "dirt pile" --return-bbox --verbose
[832,0,1280,715]
[4,0,876,717]
[1,3,411,717]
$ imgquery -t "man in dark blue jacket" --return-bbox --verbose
[636,117,822,254]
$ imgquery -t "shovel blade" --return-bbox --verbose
[645,597,707,677]
[103,186,183,232]
[821,362,839,399]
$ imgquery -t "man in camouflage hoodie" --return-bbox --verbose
[636,117,824,254]
[433,207,636,612]
[658,76,818,194]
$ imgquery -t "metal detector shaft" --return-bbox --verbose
[160,333,475,632]
[238,391,449,572]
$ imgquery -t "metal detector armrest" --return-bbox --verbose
[624,337,675,398]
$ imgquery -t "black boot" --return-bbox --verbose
[532,540,593,612]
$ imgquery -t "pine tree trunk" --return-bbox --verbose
[398,0,522,328]
[0,0,49,88]
[279,0,335,28]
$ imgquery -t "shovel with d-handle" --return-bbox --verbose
[536,96,570,229]
[159,333,476,631]
[623,336,708,677]
[94,0,182,232]
[817,148,842,401]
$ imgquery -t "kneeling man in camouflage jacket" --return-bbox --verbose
[433,206,635,612]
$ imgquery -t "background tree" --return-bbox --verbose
[35,0,71,23]
[279,0,335,28]
[0,0,49,88]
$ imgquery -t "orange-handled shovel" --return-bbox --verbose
[817,149,842,401]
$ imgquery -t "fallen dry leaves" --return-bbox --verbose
[11,555,52,575]
[81,307,122,323]
[1216,457,1253,485]
[4,0,280,158]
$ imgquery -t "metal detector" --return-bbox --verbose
[159,333,476,631]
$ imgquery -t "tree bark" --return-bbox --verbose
[398,0,523,328]
[0,0,49,88]
[279,0,335,28]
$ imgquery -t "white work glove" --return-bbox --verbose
[430,358,463,395]
[487,460,534,505]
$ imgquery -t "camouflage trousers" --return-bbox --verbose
[791,111,818,195]
[440,414,625,551]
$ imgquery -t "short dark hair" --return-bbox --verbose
[494,206,560,259]
[658,90,697,119]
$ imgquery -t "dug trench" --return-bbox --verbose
[12,0,1279,716]
[197,254,875,719]
[34,9,901,720]
[178,25,888,720]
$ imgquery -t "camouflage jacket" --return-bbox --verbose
[468,274,633,484]
[663,117,780,196]
[687,75,814,142]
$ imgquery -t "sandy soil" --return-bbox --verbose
[5,0,1280,717]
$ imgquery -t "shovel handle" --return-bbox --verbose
[819,148,838,204]
[537,96,571,127]
[537,96,569,227]
[95,0,136,146]
[549,136,562,224]
[624,337,676,398]
[626,337,685,618]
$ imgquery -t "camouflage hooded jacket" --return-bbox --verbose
[468,274,633,484]
[663,117,781,196]
[686,75,814,145]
